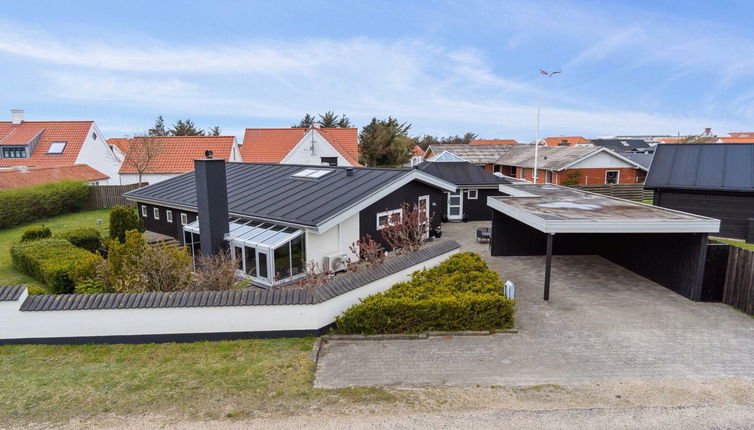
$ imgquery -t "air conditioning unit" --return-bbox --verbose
[323,252,348,273]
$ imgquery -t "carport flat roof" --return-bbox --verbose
[488,184,720,234]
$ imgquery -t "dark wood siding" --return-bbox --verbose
[138,202,197,245]
[491,211,708,301]
[654,189,754,241]
[359,181,442,250]
[440,188,504,222]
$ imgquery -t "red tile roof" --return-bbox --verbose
[0,165,108,191]
[107,137,132,154]
[0,121,93,168]
[411,145,425,156]
[543,136,591,146]
[241,128,361,166]
[659,138,686,144]
[469,139,518,145]
[727,132,754,138]
[118,136,238,174]
[717,137,754,143]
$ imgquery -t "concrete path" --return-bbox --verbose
[315,221,754,388]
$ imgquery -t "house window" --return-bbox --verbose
[92,132,97,140]
[545,171,553,184]
[509,166,517,177]
[141,205,148,217]
[493,165,502,173]
[166,210,173,223]
[376,209,402,230]
[605,170,620,184]
[521,168,527,179]
[320,157,338,166]
[1,146,27,158]
[180,213,188,225]
[47,142,67,154]
[153,207,160,220]
[467,189,478,199]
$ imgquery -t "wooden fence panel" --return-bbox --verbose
[722,245,754,315]
[567,184,652,202]
[84,184,142,210]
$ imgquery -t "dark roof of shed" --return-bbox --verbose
[416,161,509,186]
[17,240,460,311]
[645,144,754,192]
[125,162,447,227]
[591,138,654,152]
[622,152,654,169]
[0,285,24,301]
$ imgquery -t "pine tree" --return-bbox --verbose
[359,117,413,167]
[293,112,352,128]
[207,126,221,136]
[293,114,315,128]
[169,119,205,136]
[148,115,168,136]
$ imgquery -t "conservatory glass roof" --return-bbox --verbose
[184,218,303,249]
[431,151,466,162]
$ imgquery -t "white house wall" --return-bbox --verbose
[75,123,123,184]
[568,151,634,169]
[305,213,360,269]
[119,173,180,185]
[281,129,354,167]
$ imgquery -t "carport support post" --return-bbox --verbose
[544,233,554,301]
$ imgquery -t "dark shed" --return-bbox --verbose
[645,144,754,242]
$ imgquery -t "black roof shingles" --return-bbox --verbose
[416,161,509,186]
[125,163,425,227]
[645,144,754,192]
[12,240,460,311]
[591,139,653,152]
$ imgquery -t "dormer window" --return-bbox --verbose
[1,146,27,158]
[47,141,67,154]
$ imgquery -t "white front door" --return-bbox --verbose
[418,195,430,237]
[447,190,463,221]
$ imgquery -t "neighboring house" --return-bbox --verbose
[591,138,655,153]
[118,135,242,185]
[645,143,754,243]
[424,144,513,173]
[406,145,425,167]
[468,139,518,145]
[125,161,455,287]
[542,136,592,146]
[716,137,754,143]
[0,165,109,190]
[241,127,360,167]
[494,146,648,185]
[0,110,122,184]
[621,152,654,170]
[416,160,509,221]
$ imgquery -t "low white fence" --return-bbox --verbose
[0,241,459,344]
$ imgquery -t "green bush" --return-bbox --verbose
[109,205,144,243]
[62,228,102,252]
[335,252,515,334]
[21,226,52,242]
[10,239,102,294]
[0,180,90,229]
[26,285,48,296]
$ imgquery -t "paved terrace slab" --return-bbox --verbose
[314,221,754,388]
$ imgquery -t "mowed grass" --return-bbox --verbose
[0,338,395,424]
[713,238,754,251]
[0,209,111,285]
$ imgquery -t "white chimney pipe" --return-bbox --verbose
[11,109,23,125]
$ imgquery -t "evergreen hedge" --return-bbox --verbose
[0,181,90,229]
[335,252,515,334]
[62,228,102,253]
[21,226,52,242]
[109,205,144,243]
[10,239,101,294]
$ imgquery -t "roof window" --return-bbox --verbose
[47,141,67,154]
[291,168,333,179]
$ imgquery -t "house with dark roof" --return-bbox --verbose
[125,160,455,287]
[494,146,648,185]
[116,135,242,185]
[590,138,655,153]
[416,160,509,221]
[0,109,122,184]
[645,143,754,242]
[241,126,361,167]
[0,165,109,190]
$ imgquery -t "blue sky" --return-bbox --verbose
[1,0,753,141]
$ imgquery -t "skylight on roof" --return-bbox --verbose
[291,168,333,179]
[47,141,67,154]
[431,151,465,162]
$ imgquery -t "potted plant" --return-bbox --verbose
[434,225,443,238]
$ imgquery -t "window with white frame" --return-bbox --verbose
[166,210,173,223]
[467,189,478,199]
[605,170,620,184]
[376,209,402,230]
[141,205,147,217]
[153,207,160,220]
[180,213,188,225]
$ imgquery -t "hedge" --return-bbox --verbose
[0,181,90,229]
[62,228,102,253]
[10,239,101,294]
[109,205,144,243]
[21,226,52,242]
[335,252,515,334]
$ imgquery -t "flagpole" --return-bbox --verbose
[534,75,542,183]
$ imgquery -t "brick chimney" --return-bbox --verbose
[194,155,229,256]
[11,109,23,125]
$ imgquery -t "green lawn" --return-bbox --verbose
[0,338,394,424]
[0,209,111,286]
[713,238,754,251]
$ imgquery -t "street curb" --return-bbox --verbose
[310,337,323,363]
[321,328,517,342]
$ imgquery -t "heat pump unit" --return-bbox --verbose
[323,252,348,273]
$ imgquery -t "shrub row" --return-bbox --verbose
[10,239,101,294]
[61,228,102,253]
[0,181,90,229]
[21,226,52,242]
[335,252,515,334]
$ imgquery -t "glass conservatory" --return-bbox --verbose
[184,218,306,287]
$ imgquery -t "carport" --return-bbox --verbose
[487,184,720,301]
